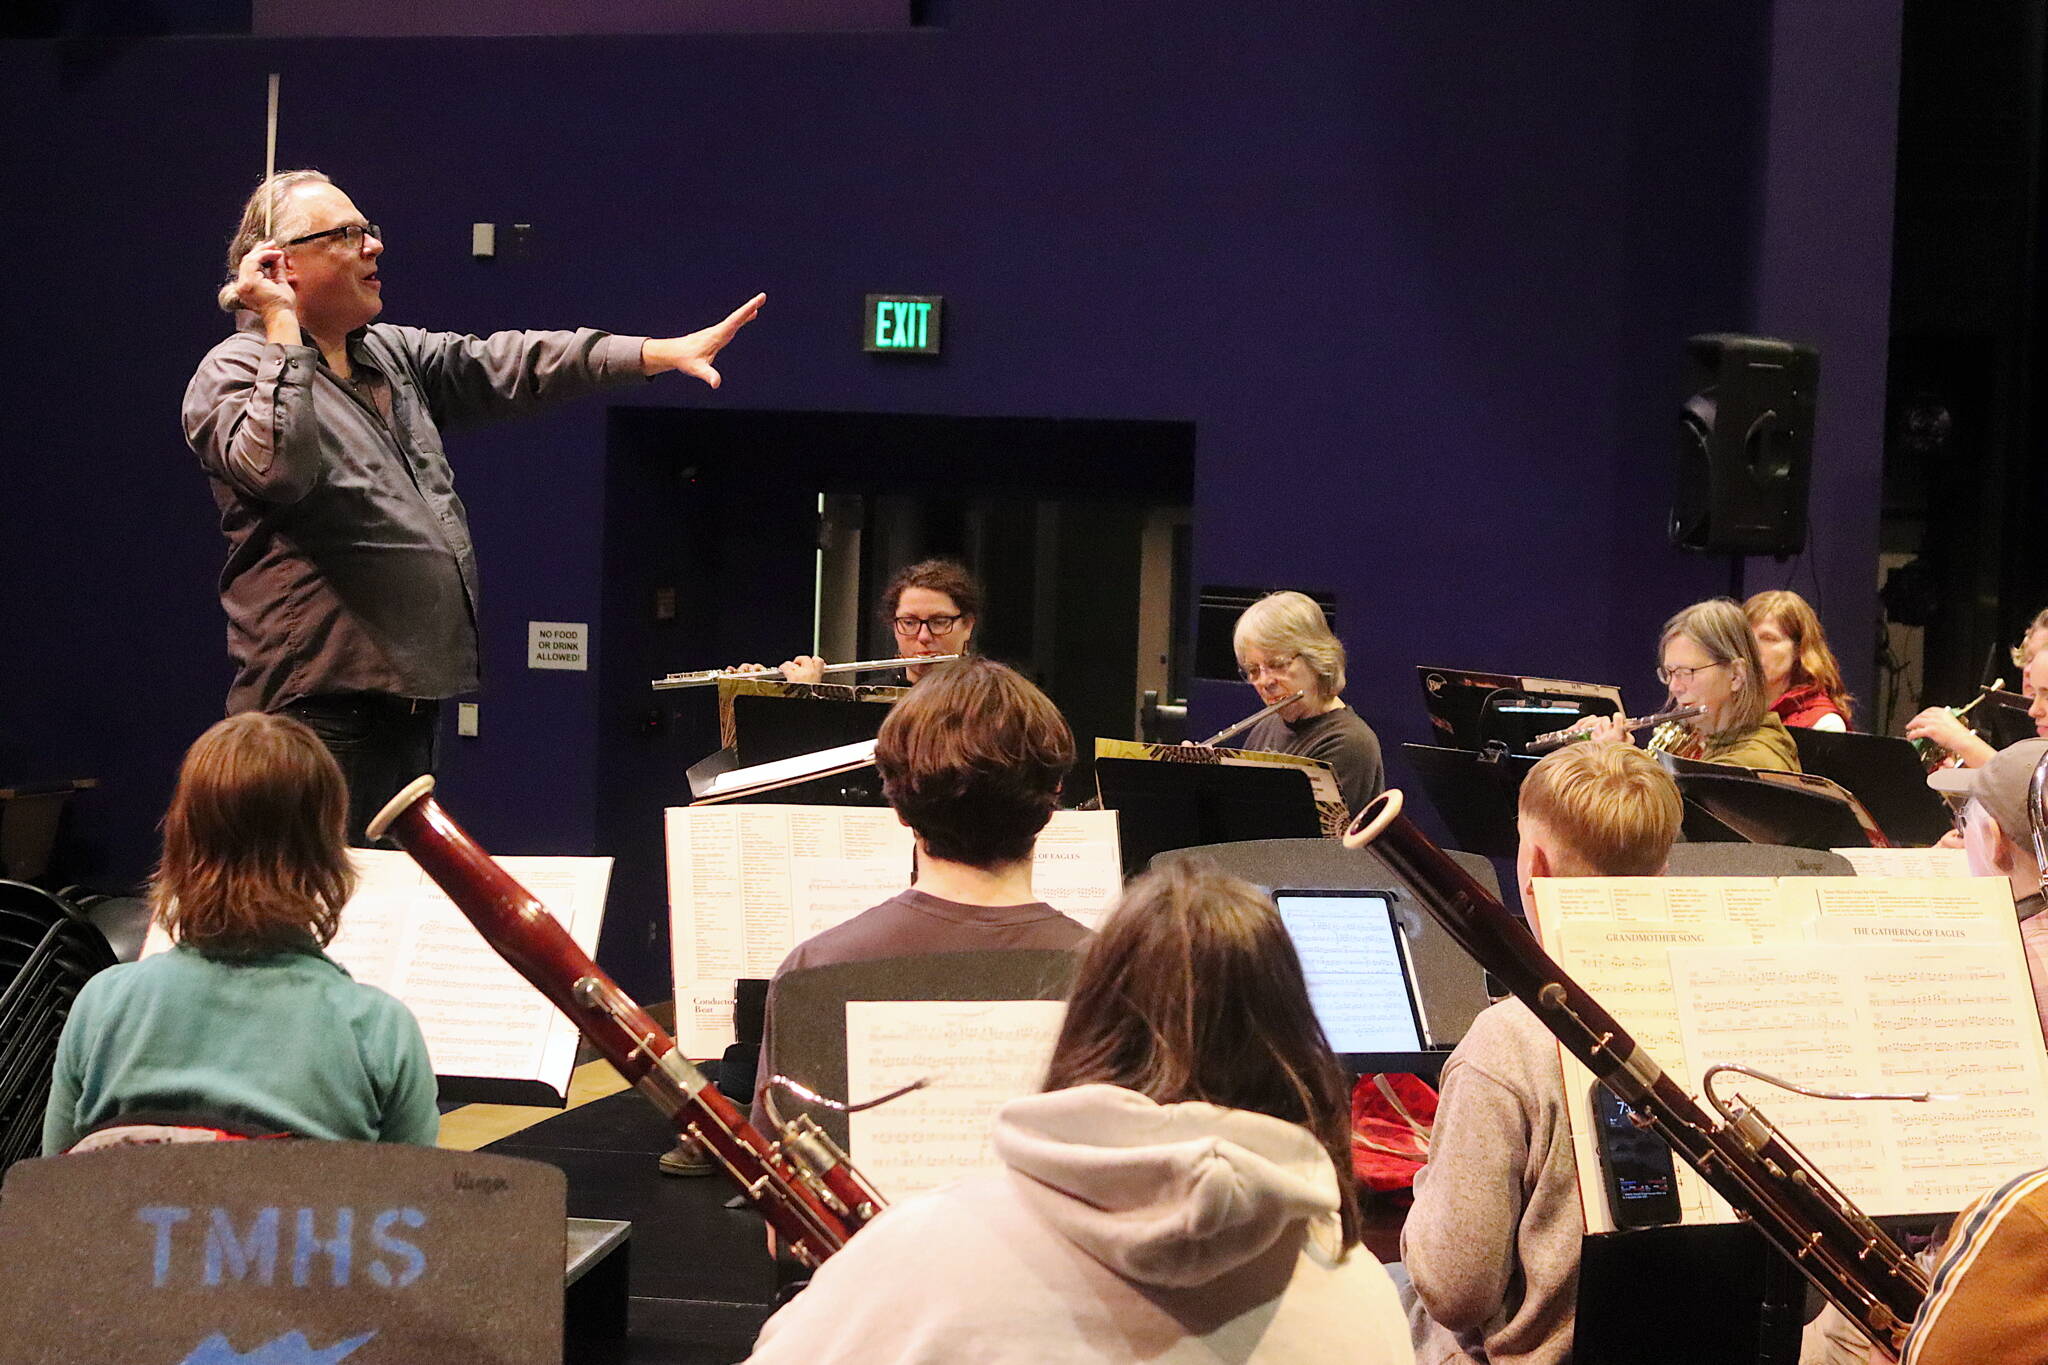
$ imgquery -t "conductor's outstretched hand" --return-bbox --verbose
[641,293,767,388]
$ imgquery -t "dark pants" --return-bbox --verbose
[281,693,442,846]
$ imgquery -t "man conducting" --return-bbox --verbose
[184,170,763,839]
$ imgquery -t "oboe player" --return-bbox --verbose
[1230,591,1384,814]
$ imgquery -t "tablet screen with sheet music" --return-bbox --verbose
[1272,889,1427,1054]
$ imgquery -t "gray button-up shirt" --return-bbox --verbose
[183,317,648,712]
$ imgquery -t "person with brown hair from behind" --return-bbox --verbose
[657,655,1092,1177]
[42,712,438,1153]
[741,859,1413,1364]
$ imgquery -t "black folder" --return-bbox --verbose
[1789,728,1954,846]
[1094,756,1322,877]
[1401,742,1539,859]
[1657,753,1878,850]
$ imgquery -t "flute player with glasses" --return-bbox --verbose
[1579,598,1801,771]
[742,558,981,687]
[1228,590,1384,815]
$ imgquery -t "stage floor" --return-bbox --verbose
[479,1068,779,1365]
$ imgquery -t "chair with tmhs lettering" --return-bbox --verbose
[0,881,116,1168]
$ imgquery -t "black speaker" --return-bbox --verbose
[1669,333,1819,556]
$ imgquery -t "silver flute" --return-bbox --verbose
[651,654,962,691]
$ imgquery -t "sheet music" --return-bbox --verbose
[698,739,877,799]
[1546,919,1743,1226]
[1533,877,1805,943]
[1831,846,1972,879]
[1028,810,1124,929]
[667,804,915,1057]
[845,1000,1066,1198]
[1670,943,2048,1214]
[144,849,612,1101]
[1805,876,2014,923]
[1543,872,2048,1228]
[1273,893,1423,1051]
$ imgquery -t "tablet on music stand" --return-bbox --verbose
[1271,888,1436,1073]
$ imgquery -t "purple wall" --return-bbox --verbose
[0,2,1900,906]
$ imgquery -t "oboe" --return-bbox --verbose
[1343,792,1929,1354]
[652,654,961,691]
[366,777,888,1268]
[1526,705,1702,755]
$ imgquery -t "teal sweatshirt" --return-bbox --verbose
[42,944,439,1153]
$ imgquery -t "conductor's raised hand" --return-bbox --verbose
[233,241,297,320]
[642,293,767,389]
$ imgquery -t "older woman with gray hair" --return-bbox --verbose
[1231,591,1384,814]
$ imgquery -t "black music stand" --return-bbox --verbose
[1402,743,1539,860]
[1094,756,1322,877]
[1416,667,1624,752]
[1576,1223,1799,1365]
[685,742,886,807]
[1789,728,1954,846]
[1981,688,2036,749]
[1664,844,1856,877]
[731,693,891,767]
[1658,756,1876,850]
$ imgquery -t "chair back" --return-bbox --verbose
[0,881,117,1169]
[0,1141,565,1362]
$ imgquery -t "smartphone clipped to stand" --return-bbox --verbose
[1589,1083,1681,1229]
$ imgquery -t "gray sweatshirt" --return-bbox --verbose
[746,1084,1415,1363]
[1402,999,1580,1365]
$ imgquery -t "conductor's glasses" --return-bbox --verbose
[285,222,382,252]
[892,614,962,638]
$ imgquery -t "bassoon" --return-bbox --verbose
[367,775,886,1268]
[1343,790,1928,1355]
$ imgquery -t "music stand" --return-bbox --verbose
[1150,837,1496,1055]
[1981,688,2037,750]
[1657,755,1878,850]
[1417,667,1624,751]
[686,740,886,807]
[731,693,891,767]
[1789,729,1954,846]
[1094,756,1322,877]
[764,950,1081,1150]
[1576,1223,1797,1365]
[1401,743,1539,859]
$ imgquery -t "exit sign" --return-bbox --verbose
[864,294,943,354]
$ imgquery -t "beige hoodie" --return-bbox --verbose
[745,1084,1414,1363]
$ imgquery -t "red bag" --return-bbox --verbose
[1349,1071,1437,1193]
